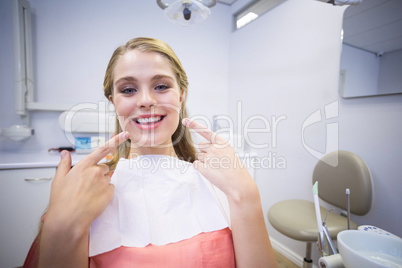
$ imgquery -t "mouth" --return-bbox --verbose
[134,115,165,125]
[132,115,166,130]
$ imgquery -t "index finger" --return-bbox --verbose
[81,131,129,166]
[182,118,225,144]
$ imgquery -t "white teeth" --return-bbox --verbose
[136,116,162,124]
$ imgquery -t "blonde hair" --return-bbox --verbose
[104,37,196,169]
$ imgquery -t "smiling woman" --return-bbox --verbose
[103,37,197,169]
[110,50,183,153]
[33,37,278,268]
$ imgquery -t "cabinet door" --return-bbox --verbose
[0,167,55,268]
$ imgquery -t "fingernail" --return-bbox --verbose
[182,118,189,126]
[60,150,67,159]
[122,131,129,139]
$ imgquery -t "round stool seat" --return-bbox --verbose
[268,199,357,242]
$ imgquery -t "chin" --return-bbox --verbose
[128,132,173,149]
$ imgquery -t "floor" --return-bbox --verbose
[274,250,300,268]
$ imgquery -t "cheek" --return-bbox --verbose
[163,97,181,119]
[161,92,181,108]
[113,98,136,131]
[114,97,131,116]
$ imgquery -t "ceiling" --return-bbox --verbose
[342,0,402,54]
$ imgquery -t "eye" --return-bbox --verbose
[155,84,169,91]
[120,87,136,94]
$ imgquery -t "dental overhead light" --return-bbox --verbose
[157,0,216,26]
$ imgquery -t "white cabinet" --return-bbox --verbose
[0,167,55,268]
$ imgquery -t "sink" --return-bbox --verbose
[338,230,402,268]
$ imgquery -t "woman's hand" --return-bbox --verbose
[182,118,277,267]
[46,131,129,229]
[182,118,255,201]
[39,131,129,268]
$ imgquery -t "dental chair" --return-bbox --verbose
[268,151,372,268]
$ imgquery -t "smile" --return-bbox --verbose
[133,115,166,130]
[135,116,164,125]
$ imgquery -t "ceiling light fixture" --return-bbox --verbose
[234,0,287,30]
[236,12,258,29]
[157,0,217,26]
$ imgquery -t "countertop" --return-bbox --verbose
[0,151,88,170]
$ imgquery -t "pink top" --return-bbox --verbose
[89,227,235,268]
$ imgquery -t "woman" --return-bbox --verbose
[37,37,277,267]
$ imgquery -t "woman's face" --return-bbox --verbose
[110,50,183,150]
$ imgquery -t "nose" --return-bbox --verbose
[137,89,157,109]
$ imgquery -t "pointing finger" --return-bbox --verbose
[98,163,110,175]
[81,131,129,166]
[197,142,211,152]
[53,150,72,181]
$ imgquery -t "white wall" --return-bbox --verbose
[229,0,402,265]
[0,0,231,151]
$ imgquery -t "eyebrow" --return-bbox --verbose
[114,76,137,87]
[114,75,175,87]
[151,75,175,83]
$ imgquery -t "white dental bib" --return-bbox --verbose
[89,155,230,257]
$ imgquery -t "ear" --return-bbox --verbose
[108,95,114,105]
[179,89,184,105]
